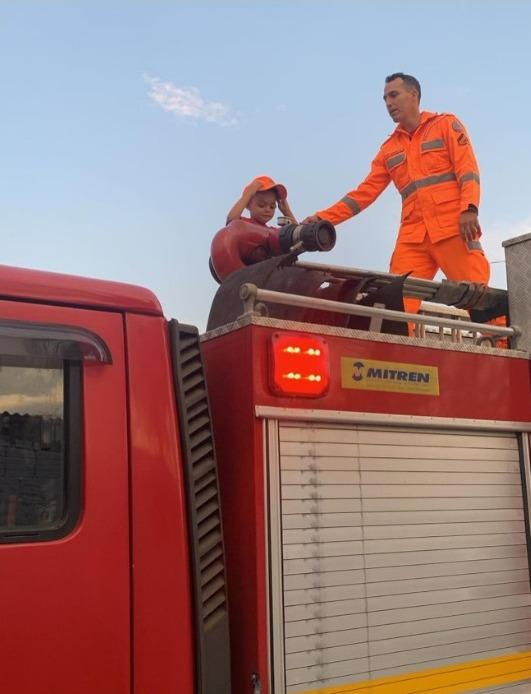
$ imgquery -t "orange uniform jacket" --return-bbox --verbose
[317,111,480,244]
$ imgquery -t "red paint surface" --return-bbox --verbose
[247,325,531,422]
[203,328,270,694]
[0,299,131,694]
[0,299,195,694]
[0,264,162,316]
[126,314,195,694]
[202,322,531,694]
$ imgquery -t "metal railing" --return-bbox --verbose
[415,303,482,343]
[239,283,517,347]
[294,260,507,309]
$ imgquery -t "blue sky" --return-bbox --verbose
[2,1,530,329]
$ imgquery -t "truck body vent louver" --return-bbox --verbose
[170,321,231,694]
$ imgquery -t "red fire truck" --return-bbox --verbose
[0,224,530,694]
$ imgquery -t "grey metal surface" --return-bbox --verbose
[240,282,515,337]
[294,259,508,315]
[264,418,285,694]
[521,434,531,574]
[269,421,531,693]
[201,313,528,359]
[504,232,531,351]
[256,406,531,433]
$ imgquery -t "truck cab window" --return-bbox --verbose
[0,365,63,530]
[0,360,81,541]
[0,318,109,542]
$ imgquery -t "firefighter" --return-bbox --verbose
[303,72,490,315]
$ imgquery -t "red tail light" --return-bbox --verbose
[270,333,330,397]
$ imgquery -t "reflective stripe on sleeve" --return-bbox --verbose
[386,152,405,169]
[340,196,361,214]
[400,172,457,201]
[459,172,480,185]
[421,139,445,151]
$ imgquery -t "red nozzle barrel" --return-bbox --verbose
[209,219,336,283]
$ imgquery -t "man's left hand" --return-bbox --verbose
[459,210,481,243]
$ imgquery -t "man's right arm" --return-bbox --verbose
[304,152,391,225]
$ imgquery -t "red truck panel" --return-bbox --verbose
[125,314,195,694]
[246,326,531,421]
[203,322,531,694]
[203,327,270,694]
[0,264,162,316]
[0,298,131,694]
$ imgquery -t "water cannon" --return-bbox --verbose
[209,218,336,283]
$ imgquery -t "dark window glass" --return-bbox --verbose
[0,364,68,534]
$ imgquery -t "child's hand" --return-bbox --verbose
[244,179,264,196]
[226,178,265,224]
[278,198,295,222]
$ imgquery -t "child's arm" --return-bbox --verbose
[226,179,263,224]
[278,197,298,224]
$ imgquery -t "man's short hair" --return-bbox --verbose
[385,72,421,101]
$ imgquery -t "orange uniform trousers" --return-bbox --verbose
[389,233,507,344]
[389,233,489,315]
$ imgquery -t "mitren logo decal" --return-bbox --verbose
[341,357,439,395]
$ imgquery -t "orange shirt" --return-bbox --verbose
[317,111,480,243]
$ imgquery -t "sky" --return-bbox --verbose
[2,0,531,330]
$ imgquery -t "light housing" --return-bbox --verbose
[270,333,330,397]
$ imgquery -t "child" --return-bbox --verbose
[226,175,297,227]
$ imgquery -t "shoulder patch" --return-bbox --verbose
[452,119,464,132]
[457,132,469,146]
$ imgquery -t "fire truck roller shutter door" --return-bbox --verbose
[267,421,531,693]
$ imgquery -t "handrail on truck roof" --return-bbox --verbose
[239,282,517,348]
[293,260,508,313]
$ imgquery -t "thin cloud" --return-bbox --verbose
[145,75,238,127]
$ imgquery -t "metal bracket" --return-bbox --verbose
[240,283,258,315]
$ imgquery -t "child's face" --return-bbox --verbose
[247,190,277,225]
